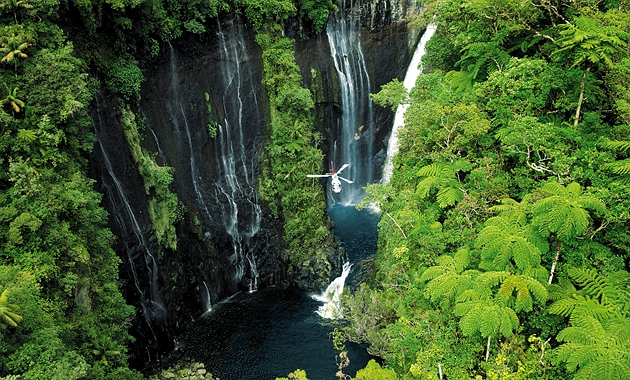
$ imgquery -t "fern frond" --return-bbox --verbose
[416,176,440,198]
[571,297,617,324]
[569,267,607,300]
[557,322,600,345]
[417,163,453,178]
[605,159,630,175]
[436,186,464,208]
[453,248,470,273]
[419,266,450,282]
[548,277,579,300]
[540,181,566,196]
[477,271,510,288]
[549,296,583,317]
[603,139,630,152]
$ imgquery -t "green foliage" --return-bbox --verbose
[276,369,309,380]
[257,32,330,264]
[106,58,144,101]
[531,182,606,241]
[0,288,22,331]
[355,359,397,379]
[370,79,408,110]
[554,15,630,70]
[476,215,548,273]
[235,0,296,31]
[416,161,468,208]
[119,106,184,250]
[350,2,630,379]
[295,0,335,33]
[548,267,630,379]
[204,92,217,138]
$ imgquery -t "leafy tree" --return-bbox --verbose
[415,161,469,208]
[0,83,24,115]
[553,14,630,126]
[531,182,606,283]
[602,139,630,186]
[476,215,548,274]
[549,267,630,379]
[0,0,34,23]
[276,369,309,380]
[0,289,22,333]
[355,359,397,380]
[106,58,144,101]
[0,24,34,75]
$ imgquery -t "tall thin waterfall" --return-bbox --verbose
[92,94,165,345]
[166,41,215,225]
[382,24,437,183]
[215,20,262,290]
[327,6,374,205]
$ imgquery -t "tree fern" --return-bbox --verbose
[602,139,630,185]
[567,267,630,316]
[532,182,605,241]
[456,300,519,339]
[476,216,547,272]
[416,162,466,208]
[490,195,533,226]
[554,315,630,380]
[498,274,548,313]
[551,268,630,379]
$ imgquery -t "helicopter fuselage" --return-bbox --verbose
[331,175,342,193]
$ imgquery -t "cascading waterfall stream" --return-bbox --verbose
[166,42,215,225]
[92,94,165,347]
[327,6,374,205]
[215,20,263,290]
[382,24,437,183]
[312,262,353,318]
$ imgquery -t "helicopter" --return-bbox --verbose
[307,162,353,193]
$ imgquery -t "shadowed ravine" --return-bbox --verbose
[170,206,379,379]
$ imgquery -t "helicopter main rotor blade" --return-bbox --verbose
[339,176,354,184]
[307,174,332,178]
[336,163,350,174]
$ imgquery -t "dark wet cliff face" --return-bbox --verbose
[88,0,422,365]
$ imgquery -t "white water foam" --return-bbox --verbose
[313,262,353,319]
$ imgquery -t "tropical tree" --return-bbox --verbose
[0,82,24,115]
[0,288,22,335]
[549,267,630,379]
[422,248,547,361]
[0,0,34,22]
[553,15,630,126]
[415,161,469,208]
[602,139,630,186]
[531,182,606,283]
[476,215,548,274]
[0,24,34,75]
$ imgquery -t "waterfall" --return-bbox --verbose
[327,7,374,205]
[215,19,263,290]
[91,95,165,346]
[202,281,212,312]
[382,24,437,184]
[166,42,215,225]
[313,262,353,319]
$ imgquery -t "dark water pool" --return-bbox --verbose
[175,205,380,380]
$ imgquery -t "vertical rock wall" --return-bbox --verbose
[88,0,424,365]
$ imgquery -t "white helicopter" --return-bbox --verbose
[307,162,353,193]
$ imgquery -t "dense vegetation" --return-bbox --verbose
[330,1,630,379]
[4,0,629,378]
[0,1,141,379]
[0,0,335,377]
